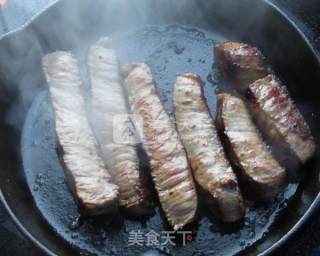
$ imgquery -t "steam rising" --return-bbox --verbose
[0,0,271,133]
[2,0,312,255]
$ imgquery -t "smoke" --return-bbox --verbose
[0,0,153,130]
[0,0,95,130]
[0,0,272,132]
[0,0,310,162]
[0,1,317,255]
[0,0,308,164]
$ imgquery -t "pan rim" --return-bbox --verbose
[256,1,320,254]
[0,190,57,256]
[0,0,319,255]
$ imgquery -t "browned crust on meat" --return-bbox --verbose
[123,162,155,216]
[248,75,316,164]
[173,73,245,222]
[214,42,268,92]
[216,93,286,201]
[122,63,198,230]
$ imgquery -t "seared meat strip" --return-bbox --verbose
[216,93,286,201]
[43,51,119,215]
[122,63,198,230]
[88,38,153,215]
[173,73,245,222]
[214,42,268,92]
[248,75,316,164]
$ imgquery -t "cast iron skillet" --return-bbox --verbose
[0,0,320,255]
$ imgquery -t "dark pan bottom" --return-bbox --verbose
[21,25,300,256]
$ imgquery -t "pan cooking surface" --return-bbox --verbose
[21,25,301,255]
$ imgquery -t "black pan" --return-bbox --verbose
[0,0,320,255]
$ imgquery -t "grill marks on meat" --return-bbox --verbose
[214,42,268,92]
[42,51,119,215]
[122,63,198,230]
[173,73,245,222]
[248,75,316,164]
[87,38,153,215]
[217,93,286,201]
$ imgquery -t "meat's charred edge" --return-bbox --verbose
[196,181,245,223]
[122,153,155,217]
[214,42,268,92]
[246,86,301,169]
[118,138,154,216]
[247,75,316,165]
[121,64,161,218]
[216,94,286,202]
[173,74,245,222]
[120,145,166,222]
[119,182,154,217]
[122,64,198,230]
[55,137,119,216]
